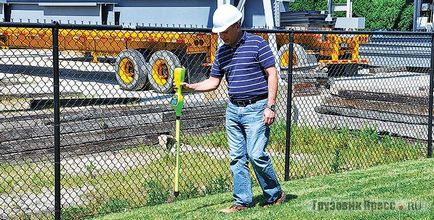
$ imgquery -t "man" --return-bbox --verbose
[181,4,285,213]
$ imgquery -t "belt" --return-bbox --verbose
[230,94,268,107]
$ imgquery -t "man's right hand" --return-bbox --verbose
[173,82,195,92]
[173,76,221,93]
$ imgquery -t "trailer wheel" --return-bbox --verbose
[277,43,308,69]
[148,50,181,93]
[115,49,149,91]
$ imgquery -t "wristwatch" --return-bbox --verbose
[266,103,276,112]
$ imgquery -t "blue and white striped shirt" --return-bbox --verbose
[210,32,275,100]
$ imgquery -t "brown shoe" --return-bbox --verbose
[219,204,249,214]
[264,191,286,207]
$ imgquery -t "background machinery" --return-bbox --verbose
[0,0,368,93]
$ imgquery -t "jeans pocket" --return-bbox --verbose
[250,100,267,112]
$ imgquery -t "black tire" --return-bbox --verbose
[115,49,149,91]
[147,50,181,93]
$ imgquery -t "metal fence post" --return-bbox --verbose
[428,34,434,158]
[284,31,294,181]
[52,21,61,220]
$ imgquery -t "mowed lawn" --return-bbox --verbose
[94,158,434,220]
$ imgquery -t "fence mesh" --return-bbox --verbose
[0,24,430,219]
[287,32,428,179]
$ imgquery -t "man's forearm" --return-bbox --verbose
[187,76,221,92]
[266,67,278,104]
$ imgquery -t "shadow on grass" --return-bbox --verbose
[176,197,233,215]
[174,192,298,216]
[253,193,298,207]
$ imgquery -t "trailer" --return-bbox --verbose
[0,0,369,93]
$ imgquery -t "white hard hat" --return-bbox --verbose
[212,4,242,33]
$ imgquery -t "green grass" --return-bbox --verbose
[183,122,426,179]
[182,121,288,150]
[184,122,424,154]
[0,123,427,219]
[0,161,54,194]
[56,151,231,219]
[288,125,425,178]
[93,158,434,220]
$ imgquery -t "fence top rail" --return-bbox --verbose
[0,22,432,36]
[59,24,292,34]
[291,29,433,36]
[0,22,56,28]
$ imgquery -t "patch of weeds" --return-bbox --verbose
[62,206,92,220]
[98,198,130,215]
[179,182,201,200]
[204,175,230,194]
[359,125,379,145]
[269,121,287,152]
[143,180,170,206]
[184,129,228,149]
[331,148,341,173]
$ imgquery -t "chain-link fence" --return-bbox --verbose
[0,23,431,219]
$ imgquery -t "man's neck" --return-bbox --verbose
[229,31,243,48]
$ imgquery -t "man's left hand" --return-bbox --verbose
[263,108,275,127]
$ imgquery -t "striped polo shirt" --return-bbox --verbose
[210,32,275,100]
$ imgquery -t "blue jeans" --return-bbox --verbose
[226,98,282,206]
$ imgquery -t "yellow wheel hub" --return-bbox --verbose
[119,58,134,84]
[152,59,169,86]
[279,50,297,68]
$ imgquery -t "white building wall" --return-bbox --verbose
[9,4,101,24]
[114,7,212,27]
[113,0,270,28]
[2,0,273,27]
